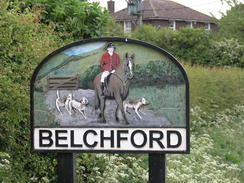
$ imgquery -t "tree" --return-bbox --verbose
[6,0,110,40]
[218,1,244,43]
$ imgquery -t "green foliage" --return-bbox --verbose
[132,25,159,43]
[132,25,212,65]
[80,65,101,88]
[217,2,244,43]
[168,133,241,182]
[132,60,184,86]
[8,0,110,40]
[185,64,244,114]
[79,60,184,89]
[211,38,244,67]
[132,25,177,52]
[128,86,186,126]
[102,17,125,37]
[132,25,244,67]
[0,152,11,182]
[174,27,213,65]
[76,154,147,183]
[0,1,60,182]
[190,105,244,181]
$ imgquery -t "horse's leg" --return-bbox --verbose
[115,105,119,122]
[94,89,100,110]
[99,96,106,123]
[114,95,129,125]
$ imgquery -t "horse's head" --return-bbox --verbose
[124,53,135,79]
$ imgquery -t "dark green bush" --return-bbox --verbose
[132,25,244,67]
[80,65,101,89]
[173,27,213,65]
[210,38,244,67]
[102,17,125,37]
[217,3,244,44]
[8,0,110,40]
[80,61,184,89]
[132,25,213,65]
[0,1,61,182]
[132,60,185,86]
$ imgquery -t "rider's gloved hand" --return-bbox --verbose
[111,70,115,73]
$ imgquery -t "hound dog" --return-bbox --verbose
[123,97,149,120]
[55,90,72,115]
[68,97,89,119]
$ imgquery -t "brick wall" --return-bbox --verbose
[176,21,187,30]
[143,19,169,27]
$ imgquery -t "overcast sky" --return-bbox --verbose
[88,0,243,19]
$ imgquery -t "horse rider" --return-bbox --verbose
[100,42,120,96]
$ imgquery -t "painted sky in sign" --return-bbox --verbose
[64,42,105,56]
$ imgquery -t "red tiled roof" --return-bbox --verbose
[112,0,213,22]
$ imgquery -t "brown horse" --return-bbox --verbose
[93,53,134,124]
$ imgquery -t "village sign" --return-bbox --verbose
[31,37,189,153]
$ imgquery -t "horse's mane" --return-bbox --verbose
[115,54,127,76]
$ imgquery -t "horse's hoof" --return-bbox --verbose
[125,121,129,125]
[97,117,105,123]
[98,120,106,123]
[116,117,119,122]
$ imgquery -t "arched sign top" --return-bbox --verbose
[31,37,189,154]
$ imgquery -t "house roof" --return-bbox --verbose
[112,0,213,22]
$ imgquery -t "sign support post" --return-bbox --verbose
[57,153,75,183]
[149,154,166,183]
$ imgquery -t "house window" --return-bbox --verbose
[204,23,211,30]
[186,21,193,28]
[169,20,176,30]
[124,21,132,33]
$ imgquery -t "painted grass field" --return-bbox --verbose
[75,64,244,183]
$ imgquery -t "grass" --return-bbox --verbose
[128,85,186,126]
[185,63,244,113]
[177,63,244,182]
[133,64,244,182]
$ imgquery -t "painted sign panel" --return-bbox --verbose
[31,38,189,153]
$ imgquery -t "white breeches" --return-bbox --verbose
[101,71,110,83]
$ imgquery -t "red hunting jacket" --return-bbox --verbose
[100,52,120,71]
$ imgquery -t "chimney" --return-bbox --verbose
[107,0,115,14]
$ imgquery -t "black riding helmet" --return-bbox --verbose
[106,42,116,50]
